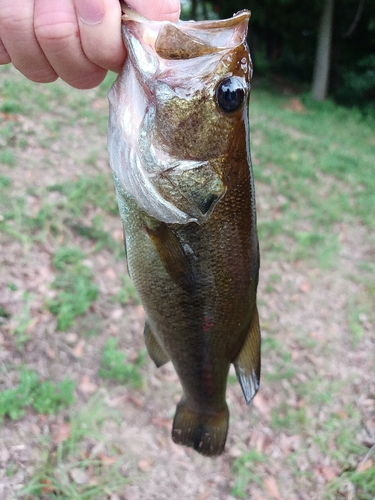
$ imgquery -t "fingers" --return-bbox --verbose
[0,0,181,89]
[127,0,181,21]
[0,38,11,65]
[0,0,58,82]
[74,0,126,74]
[33,0,106,89]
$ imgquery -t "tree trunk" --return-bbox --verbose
[191,0,197,20]
[312,0,335,101]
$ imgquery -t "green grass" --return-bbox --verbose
[19,394,129,499]
[231,450,268,498]
[250,87,375,265]
[47,247,99,331]
[0,369,75,421]
[99,338,146,388]
[1,64,374,499]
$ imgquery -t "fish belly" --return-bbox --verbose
[116,182,259,455]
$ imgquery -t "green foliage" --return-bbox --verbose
[10,291,35,348]
[47,247,98,331]
[0,150,15,166]
[325,464,375,500]
[112,274,140,305]
[48,175,118,217]
[335,55,375,108]
[231,449,268,498]
[20,394,129,499]
[99,338,146,388]
[0,369,75,421]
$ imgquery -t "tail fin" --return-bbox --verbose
[172,400,229,456]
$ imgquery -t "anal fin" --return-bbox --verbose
[233,306,261,404]
[144,321,169,368]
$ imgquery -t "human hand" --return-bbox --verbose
[0,0,180,89]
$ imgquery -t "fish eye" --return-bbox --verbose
[215,77,245,113]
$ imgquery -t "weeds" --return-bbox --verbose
[99,338,146,388]
[47,247,98,331]
[20,394,129,499]
[0,369,74,421]
[231,449,267,498]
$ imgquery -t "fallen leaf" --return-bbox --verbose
[98,453,118,466]
[45,347,56,360]
[0,446,10,463]
[111,309,123,321]
[70,468,89,485]
[0,112,18,121]
[72,339,85,358]
[65,332,78,345]
[79,375,97,394]
[356,458,374,473]
[288,98,305,112]
[151,417,171,429]
[252,393,271,419]
[321,465,338,482]
[299,280,310,293]
[138,458,152,472]
[134,304,146,321]
[40,479,54,494]
[112,229,124,241]
[53,422,71,444]
[92,98,108,110]
[263,476,282,500]
[105,267,117,281]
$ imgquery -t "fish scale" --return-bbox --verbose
[108,7,261,456]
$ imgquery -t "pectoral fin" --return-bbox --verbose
[145,222,196,294]
[233,306,261,404]
[144,321,169,368]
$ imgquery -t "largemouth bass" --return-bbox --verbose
[108,7,260,456]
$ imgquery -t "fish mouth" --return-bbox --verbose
[122,7,250,61]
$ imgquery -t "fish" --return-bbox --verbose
[107,7,261,457]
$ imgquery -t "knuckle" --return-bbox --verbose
[34,18,78,45]
[0,7,31,34]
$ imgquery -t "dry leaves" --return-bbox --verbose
[79,375,97,394]
[263,476,282,500]
[53,422,71,445]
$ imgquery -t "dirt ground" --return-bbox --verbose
[0,66,374,499]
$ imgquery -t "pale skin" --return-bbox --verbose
[0,0,180,89]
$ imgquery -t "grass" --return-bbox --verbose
[47,247,99,331]
[0,369,75,421]
[250,88,375,266]
[19,394,129,499]
[99,338,146,388]
[231,450,268,497]
[0,63,374,499]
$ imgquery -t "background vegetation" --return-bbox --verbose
[182,0,375,107]
[0,2,374,497]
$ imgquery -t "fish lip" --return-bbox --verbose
[121,8,251,61]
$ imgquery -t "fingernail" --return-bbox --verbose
[75,0,104,25]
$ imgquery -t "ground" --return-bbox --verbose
[0,66,374,500]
